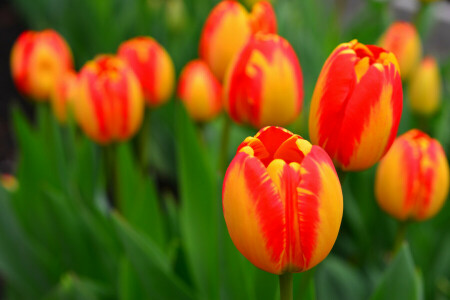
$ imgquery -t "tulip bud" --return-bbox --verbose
[408,57,442,116]
[223,34,303,128]
[118,36,175,107]
[375,129,449,221]
[50,70,78,124]
[1,174,19,192]
[74,55,144,144]
[199,1,252,81]
[223,126,343,274]
[378,22,421,80]
[249,1,277,34]
[10,29,73,101]
[177,60,222,122]
[309,40,403,171]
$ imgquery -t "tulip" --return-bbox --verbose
[1,174,19,192]
[74,55,144,144]
[223,34,303,128]
[10,29,73,101]
[199,0,251,81]
[50,70,78,123]
[223,126,343,275]
[375,129,449,221]
[309,40,403,171]
[408,56,442,116]
[249,1,277,34]
[177,60,222,122]
[118,36,175,107]
[378,22,421,79]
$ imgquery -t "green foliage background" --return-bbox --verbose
[1,0,450,299]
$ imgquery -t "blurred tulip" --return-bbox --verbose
[10,29,73,101]
[1,174,19,192]
[223,126,343,274]
[199,0,251,81]
[177,60,222,122]
[118,36,175,107]
[74,55,144,144]
[309,40,402,171]
[50,70,78,124]
[408,56,442,116]
[249,1,277,34]
[223,34,303,128]
[378,22,421,79]
[375,129,449,221]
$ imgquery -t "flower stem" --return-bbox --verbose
[218,116,231,174]
[393,221,408,254]
[139,110,151,174]
[279,273,293,300]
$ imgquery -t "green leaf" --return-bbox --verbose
[112,212,194,300]
[115,142,166,248]
[44,273,110,300]
[118,257,145,300]
[370,243,424,300]
[175,102,218,299]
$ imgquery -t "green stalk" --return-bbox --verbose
[218,116,232,174]
[393,221,408,254]
[139,110,151,174]
[279,273,293,300]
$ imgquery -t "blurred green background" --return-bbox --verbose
[0,0,449,299]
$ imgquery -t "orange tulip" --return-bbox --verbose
[118,36,175,107]
[177,60,222,122]
[50,70,78,123]
[408,56,442,116]
[74,55,144,144]
[10,29,73,101]
[223,34,303,128]
[1,174,19,192]
[249,1,277,34]
[223,126,343,274]
[199,0,277,81]
[375,129,449,221]
[378,22,421,79]
[309,40,403,171]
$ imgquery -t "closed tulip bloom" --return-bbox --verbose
[118,37,175,107]
[408,57,442,116]
[223,126,343,274]
[75,55,144,144]
[224,34,303,128]
[177,60,222,122]
[309,40,402,171]
[249,1,277,34]
[378,22,421,79]
[10,29,73,101]
[199,1,251,81]
[375,130,449,221]
[51,70,78,123]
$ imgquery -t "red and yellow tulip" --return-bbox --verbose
[223,126,343,274]
[10,29,73,101]
[50,70,78,124]
[74,55,144,144]
[199,0,277,81]
[378,22,421,79]
[309,40,403,171]
[1,174,19,193]
[118,36,175,107]
[249,1,277,35]
[375,129,449,221]
[408,56,442,116]
[223,34,303,129]
[177,59,222,122]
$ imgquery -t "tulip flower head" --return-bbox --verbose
[10,29,73,101]
[309,40,403,171]
[378,22,421,79]
[177,60,222,122]
[375,130,449,221]
[51,70,78,124]
[75,55,144,144]
[408,57,442,116]
[249,1,277,35]
[223,34,303,129]
[1,174,19,193]
[118,36,175,107]
[223,126,343,274]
